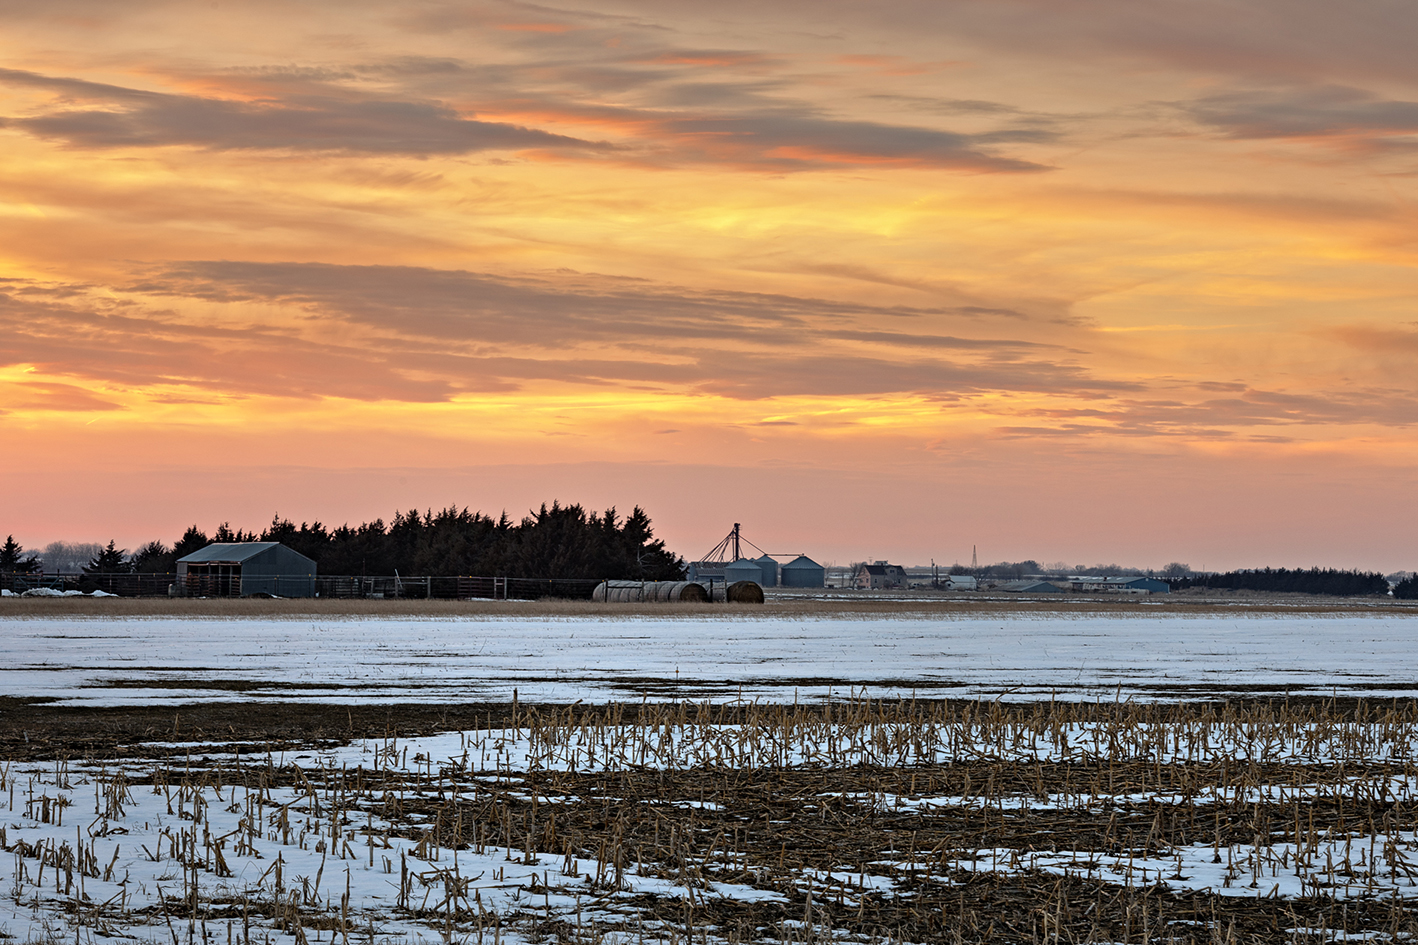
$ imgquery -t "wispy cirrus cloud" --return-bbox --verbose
[26,259,1416,438]
[138,261,1051,348]
[0,60,1052,171]
[997,386,1418,439]
[1,263,1123,404]
[1185,85,1418,150]
[0,67,601,154]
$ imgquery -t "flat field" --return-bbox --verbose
[3,600,1418,943]
[1,597,1416,704]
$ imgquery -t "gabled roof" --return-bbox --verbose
[1001,580,1063,593]
[177,542,282,564]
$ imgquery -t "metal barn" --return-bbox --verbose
[1113,577,1170,594]
[176,542,317,598]
[1000,580,1064,594]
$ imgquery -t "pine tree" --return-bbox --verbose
[130,540,175,573]
[172,526,210,560]
[0,535,41,573]
[84,540,130,574]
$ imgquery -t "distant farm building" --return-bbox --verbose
[855,561,909,590]
[1069,576,1170,594]
[689,524,817,589]
[724,558,765,585]
[176,542,317,597]
[686,561,725,583]
[947,574,979,591]
[781,555,825,588]
[1001,579,1066,594]
[755,554,779,587]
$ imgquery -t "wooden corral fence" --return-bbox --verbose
[1,571,177,597]
[315,575,602,600]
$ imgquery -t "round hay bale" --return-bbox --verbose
[675,581,710,603]
[592,580,640,602]
[593,580,710,602]
[726,580,765,604]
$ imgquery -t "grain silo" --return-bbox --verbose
[780,554,825,588]
[724,558,764,585]
[755,554,779,587]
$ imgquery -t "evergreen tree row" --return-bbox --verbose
[1171,567,1389,596]
[6,503,686,581]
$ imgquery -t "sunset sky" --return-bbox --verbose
[2,0,1417,570]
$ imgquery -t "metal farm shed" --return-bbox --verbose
[1112,577,1170,594]
[176,542,317,598]
[1001,580,1065,594]
[780,554,825,588]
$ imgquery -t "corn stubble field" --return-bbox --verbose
[6,694,1418,945]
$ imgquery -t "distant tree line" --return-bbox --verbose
[1170,567,1389,596]
[4,503,686,581]
[952,560,1159,580]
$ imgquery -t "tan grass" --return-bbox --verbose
[0,592,1412,618]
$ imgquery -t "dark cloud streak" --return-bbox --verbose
[0,68,601,154]
[1184,85,1418,148]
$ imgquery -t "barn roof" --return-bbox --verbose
[177,542,283,564]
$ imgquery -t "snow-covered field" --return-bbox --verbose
[6,609,1418,942]
[1,611,1416,705]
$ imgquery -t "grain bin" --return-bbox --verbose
[724,558,763,584]
[755,554,779,587]
[780,554,825,588]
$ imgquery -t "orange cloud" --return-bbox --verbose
[1,0,1416,568]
